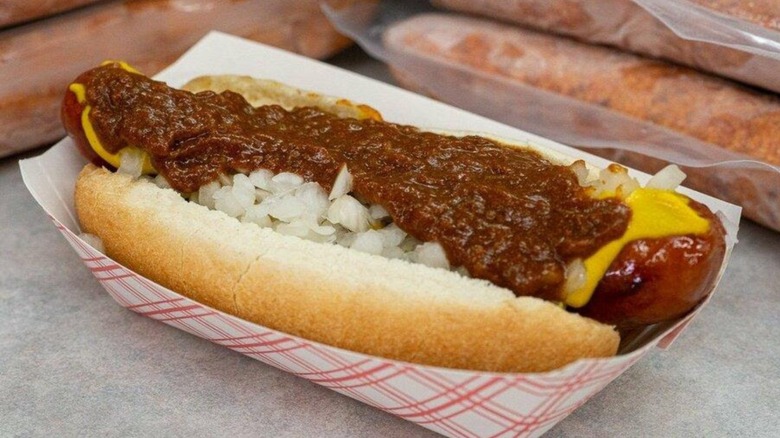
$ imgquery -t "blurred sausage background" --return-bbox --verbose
[0,0,362,158]
[1,0,105,28]
[432,0,780,94]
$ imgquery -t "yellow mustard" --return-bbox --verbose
[70,64,155,175]
[565,187,710,307]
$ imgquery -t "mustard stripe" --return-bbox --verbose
[565,188,710,308]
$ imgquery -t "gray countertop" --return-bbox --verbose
[2,46,780,437]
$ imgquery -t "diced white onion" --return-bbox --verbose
[589,165,640,199]
[275,219,311,237]
[381,246,405,259]
[192,169,458,275]
[295,182,330,219]
[271,172,304,193]
[154,174,172,189]
[242,204,273,228]
[414,242,450,270]
[117,148,145,179]
[569,160,589,187]
[197,181,221,210]
[378,223,406,247]
[268,195,307,222]
[327,195,372,232]
[249,169,274,191]
[329,164,353,200]
[213,186,245,217]
[563,258,587,297]
[646,164,687,190]
[369,204,390,220]
[231,173,257,208]
[350,230,384,255]
[336,230,358,247]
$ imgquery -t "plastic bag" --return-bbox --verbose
[323,0,780,231]
[432,0,780,94]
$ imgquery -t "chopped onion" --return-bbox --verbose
[295,182,330,219]
[154,174,172,189]
[117,148,145,179]
[271,172,304,193]
[350,230,384,255]
[308,223,337,236]
[275,219,311,237]
[590,164,639,199]
[197,181,221,209]
[327,194,371,232]
[563,258,587,297]
[646,164,686,190]
[193,168,458,274]
[249,169,274,191]
[381,246,405,259]
[231,173,256,208]
[268,194,307,222]
[329,164,353,200]
[569,160,589,187]
[213,186,245,218]
[378,223,406,247]
[242,204,273,228]
[369,204,390,220]
[414,242,450,269]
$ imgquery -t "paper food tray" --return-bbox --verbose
[20,32,740,438]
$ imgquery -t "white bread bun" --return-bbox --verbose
[73,75,620,373]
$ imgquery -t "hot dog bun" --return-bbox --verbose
[72,74,624,373]
[75,165,619,373]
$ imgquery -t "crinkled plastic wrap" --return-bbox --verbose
[0,0,360,158]
[433,0,780,95]
[323,0,780,232]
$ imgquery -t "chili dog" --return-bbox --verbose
[61,63,726,373]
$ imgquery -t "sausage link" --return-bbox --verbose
[580,199,726,329]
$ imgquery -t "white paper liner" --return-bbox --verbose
[20,32,740,438]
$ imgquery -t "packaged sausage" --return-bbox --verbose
[324,1,780,232]
[0,0,359,159]
[432,0,780,95]
[0,0,105,29]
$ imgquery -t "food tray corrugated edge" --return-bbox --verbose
[19,32,740,438]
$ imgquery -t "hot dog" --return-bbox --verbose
[61,63,727,373]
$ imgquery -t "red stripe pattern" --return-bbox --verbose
[56,218,665,438]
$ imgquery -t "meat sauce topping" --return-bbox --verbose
[79,65,631,301]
